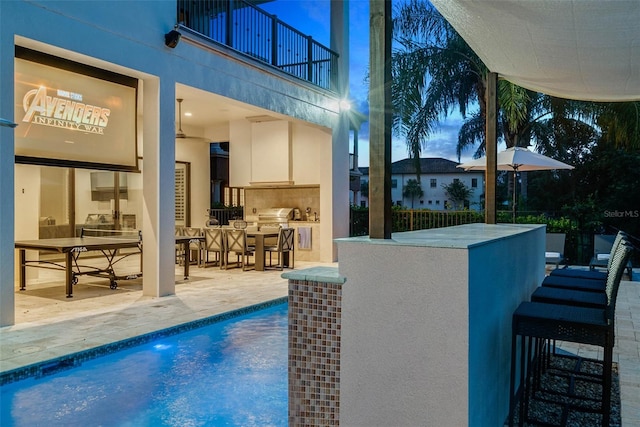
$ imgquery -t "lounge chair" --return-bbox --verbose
[550,231,627,281]
[544,233,565,269]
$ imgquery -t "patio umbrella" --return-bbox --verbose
[457,147,574,222]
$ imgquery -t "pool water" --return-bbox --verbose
[1,303,288,427]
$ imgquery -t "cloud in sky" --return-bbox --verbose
[260,0,469,167]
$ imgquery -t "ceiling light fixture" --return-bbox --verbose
[175,99,208,141]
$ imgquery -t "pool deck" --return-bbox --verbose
[0,261,638,425]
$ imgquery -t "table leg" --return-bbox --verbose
[183,241,190,279]
[254,235,265,271]
[65,252,73,298]
[19,249,26,291]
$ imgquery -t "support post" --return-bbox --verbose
[485,72,498,224]
[368,0,392,238]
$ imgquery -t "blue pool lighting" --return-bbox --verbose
[1,302,288,426]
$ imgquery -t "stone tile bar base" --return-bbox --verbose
[283,267,346,426]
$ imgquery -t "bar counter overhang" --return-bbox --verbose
[335,223,545,426]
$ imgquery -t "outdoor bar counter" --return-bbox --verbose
[336,223,545,427]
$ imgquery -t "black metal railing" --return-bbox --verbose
[176,0,338,91]
[206,207,244,226]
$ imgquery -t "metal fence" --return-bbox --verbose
[349,208,484,237]
[176,0,338,91]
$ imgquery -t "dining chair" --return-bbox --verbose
[182,227,204,267]
[224,228,254,271]
[174,226,185,265]
[203,227,225,269]
[264,227,295,270]
[508,242,634,427]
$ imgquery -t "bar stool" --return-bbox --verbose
[508,243,633,427]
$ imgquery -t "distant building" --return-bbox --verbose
[359,158,485,210]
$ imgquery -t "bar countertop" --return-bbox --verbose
[335,223,545,249]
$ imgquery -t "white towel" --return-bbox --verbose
[298,227,312,250]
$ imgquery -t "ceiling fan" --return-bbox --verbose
[175,98,208,140]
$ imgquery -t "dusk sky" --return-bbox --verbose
[259,0,477,168]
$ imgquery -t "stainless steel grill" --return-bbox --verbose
[256,208,294,227]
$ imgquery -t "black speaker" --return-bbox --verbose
[164,30,181,48]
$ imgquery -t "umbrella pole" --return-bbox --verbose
[512,169,517,223]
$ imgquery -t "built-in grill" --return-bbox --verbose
[256,207,294,227]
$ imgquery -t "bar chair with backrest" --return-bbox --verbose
[589,232,633,280]
[533,235,631,308]
[508,242,634,427]
[549,231,627,282]
[541,232,630,293]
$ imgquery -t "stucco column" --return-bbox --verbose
[141,78,176,297]
[0,10,16,326]
[328,0,351,260]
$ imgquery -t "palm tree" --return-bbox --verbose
[402,179,424,208]
[392,1,547,177]
[392,0,487,175]
[392,0,639,210]
[594,102,640,150]
[442,180,473,210]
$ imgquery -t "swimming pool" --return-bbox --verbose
[1,302,288,427]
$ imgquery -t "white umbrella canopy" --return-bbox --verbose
[457,147,574,221]
[457,147,574,172]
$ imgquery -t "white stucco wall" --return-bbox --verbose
[292,122,326,185]
[337,224,545,426]
[251,120,291,183]
[176,139,210,227]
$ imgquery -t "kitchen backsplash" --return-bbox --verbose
[244,185,320,221]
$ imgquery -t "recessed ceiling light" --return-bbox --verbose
[184,112,192,117]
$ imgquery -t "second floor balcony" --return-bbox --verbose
[176,0,339,92]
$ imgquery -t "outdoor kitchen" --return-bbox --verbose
[243,185,320,261]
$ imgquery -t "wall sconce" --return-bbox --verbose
[164,29,181,48]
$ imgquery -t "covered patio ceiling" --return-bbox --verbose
[430,0,640,102]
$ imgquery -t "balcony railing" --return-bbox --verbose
[177,0,339,91]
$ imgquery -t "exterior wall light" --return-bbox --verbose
[164,29,181,48]
[339,99,352,112]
